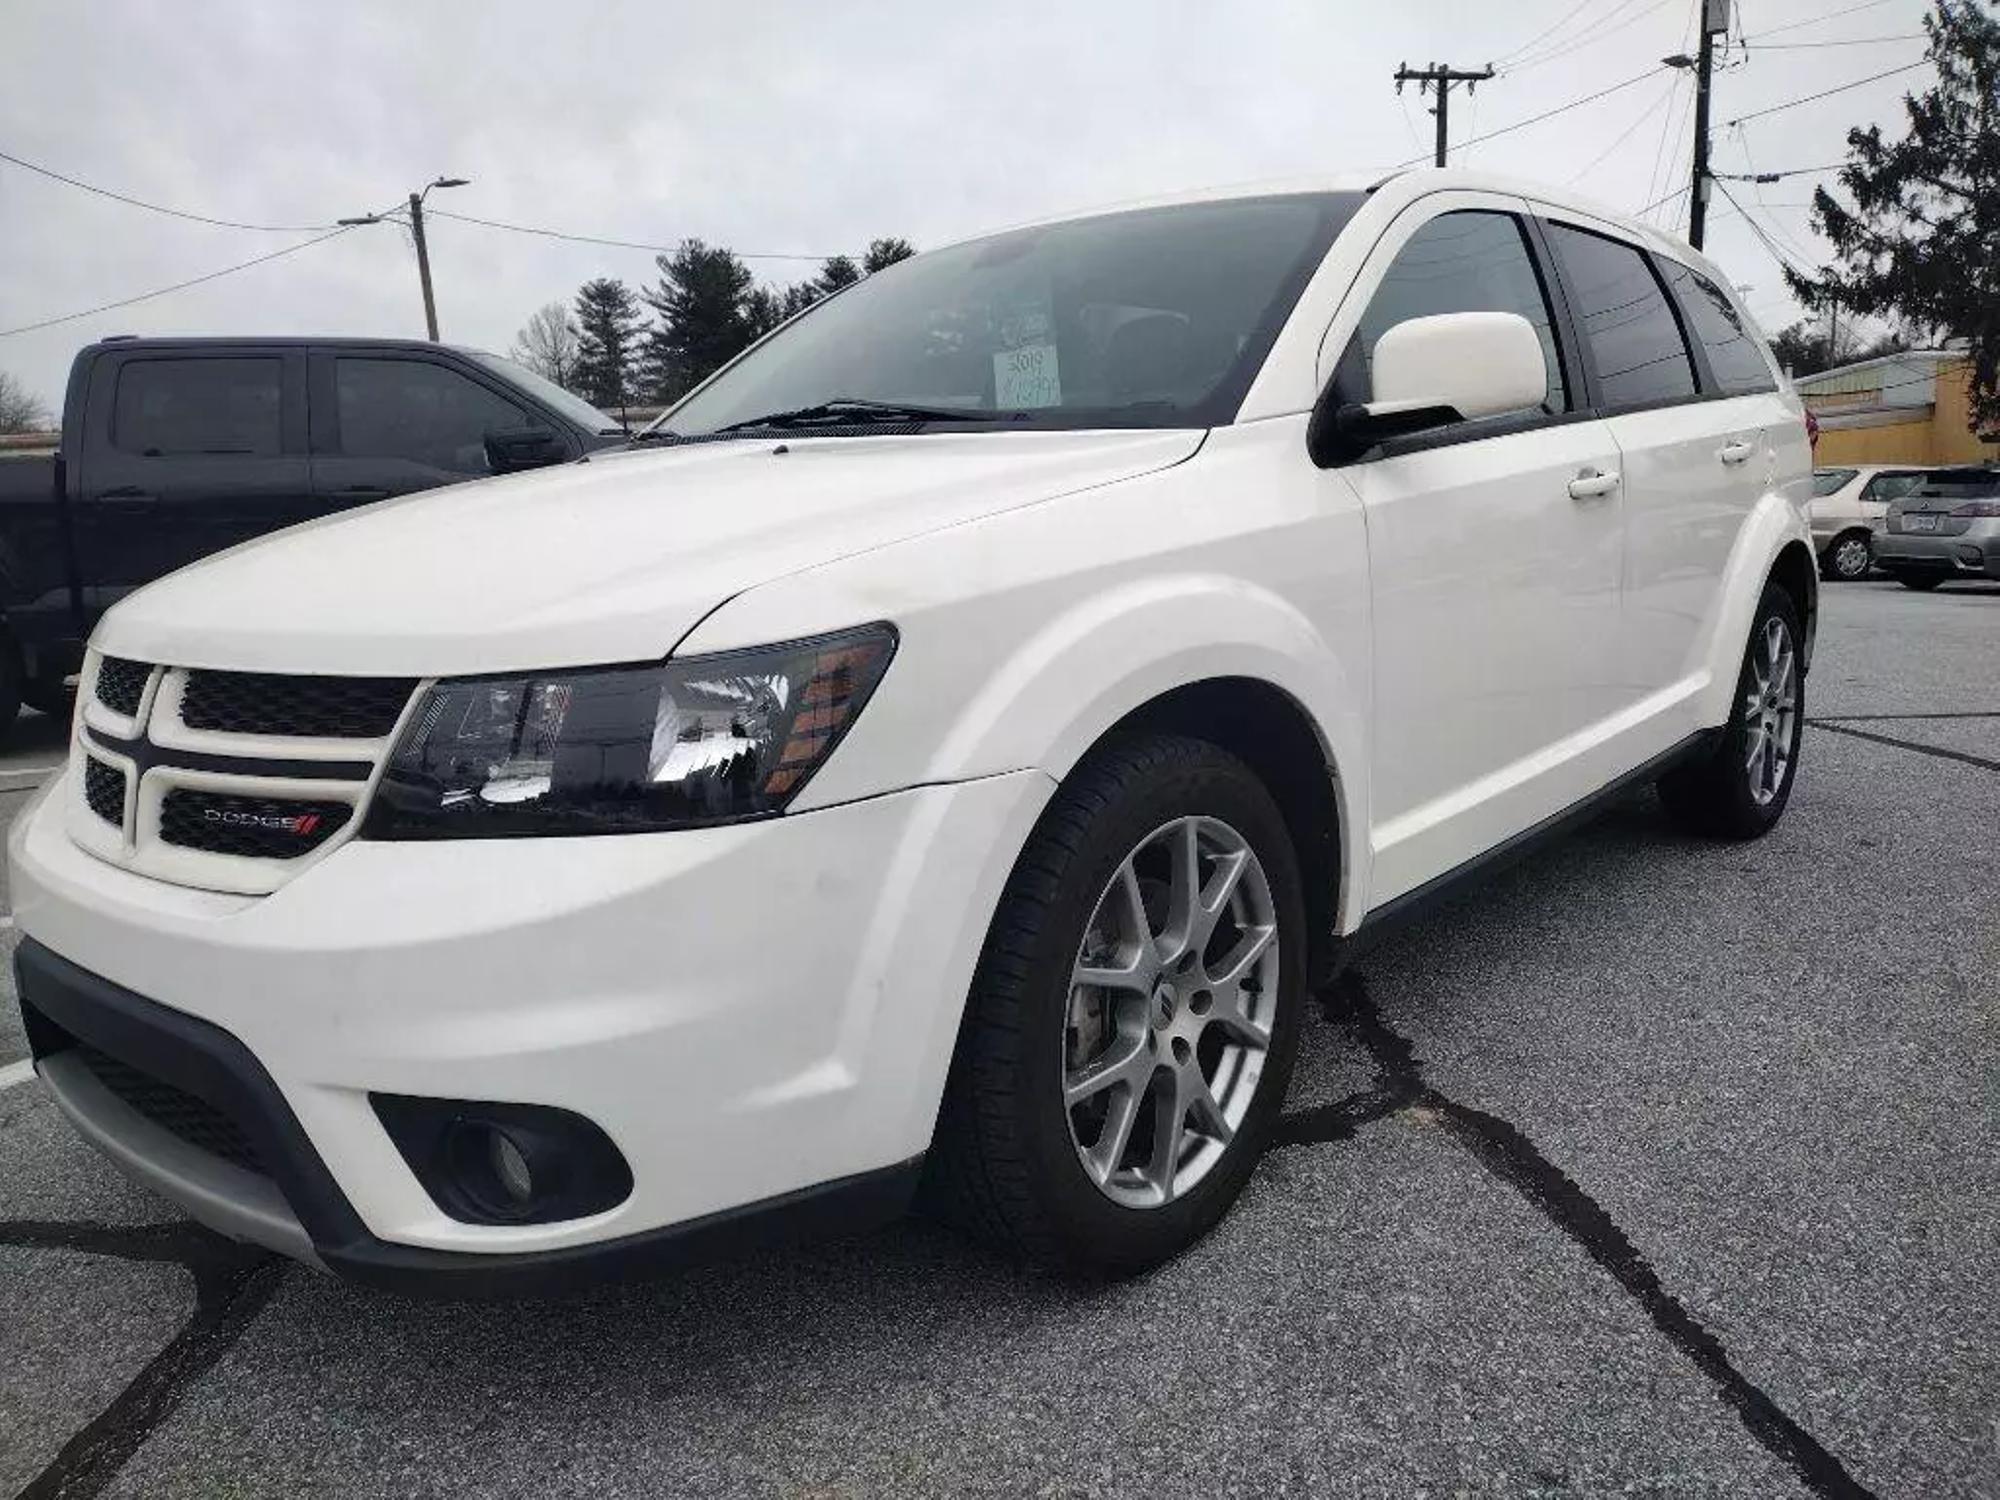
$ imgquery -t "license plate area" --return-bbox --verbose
[1905,513,1940,532]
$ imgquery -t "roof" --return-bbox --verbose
[960,167,1710,272]
[1791,349,1962,391]
[88,335,497,356]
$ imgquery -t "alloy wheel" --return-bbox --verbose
[1061,815,1279,1209]
[1742,615,1797,806]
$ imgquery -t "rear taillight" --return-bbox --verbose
[1950,500,2000,517]
[1805,410,1820,447]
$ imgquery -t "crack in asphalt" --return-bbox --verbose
[1,967,1896,1500]
[0,1221,281,1500]
[1274,972,1881,1500]
[1806,718,2000,773]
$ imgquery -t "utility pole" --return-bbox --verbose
[1394,62,1496,167]
[1679,0,1731,250]
[407,192,440,342]
[341,176,469,342]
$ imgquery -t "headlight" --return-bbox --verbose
[363,624,896,838]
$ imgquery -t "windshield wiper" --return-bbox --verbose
[713,398,1013,434]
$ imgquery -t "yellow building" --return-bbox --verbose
[1795,350,2000,467]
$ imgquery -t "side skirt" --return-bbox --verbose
[1327,728,1721,972]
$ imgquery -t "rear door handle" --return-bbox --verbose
[1567,469,1620,500]
[98,486,157,505]
[334,487,390,501]
[1719,440,1755,465]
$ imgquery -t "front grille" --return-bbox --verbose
[71,1041,267,1176]
[83,756,126,827]
[159,789,351,859]
[180,670,414,739]
[94,656,150,716]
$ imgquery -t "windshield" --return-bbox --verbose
[653,192,1363,437]
[470,352,624,435]
[1811,469,1858,498]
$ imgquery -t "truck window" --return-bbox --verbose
[335,358,532,474]
[113,358,282,457]
[1543,223,1698,410]
[1353,210,1569,415]
[1658,260,1777,396]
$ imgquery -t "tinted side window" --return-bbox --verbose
[335,358,530,474]
[1355,211,1568,414]
[1544,224,1697,409]
[113,358,282,457]
[1659,260,1776,395]
[1860,471,1924,504]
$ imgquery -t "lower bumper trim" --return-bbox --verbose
[14,936,924,1297]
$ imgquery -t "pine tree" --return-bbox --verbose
[815,255,862,296]
[639,239,757,402]
[572,278,642,414]
[1786,0,2000,429]
[862,237,916,274]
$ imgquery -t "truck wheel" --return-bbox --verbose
[1657,581,1803,841]
[0,635,21,743]
[926,733,1305,1275]
[20,679,73,717]
[1822,531,1873,582]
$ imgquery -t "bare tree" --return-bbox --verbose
[0,372,51,435]
[509,303,583,390]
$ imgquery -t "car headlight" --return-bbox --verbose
[363,624,896,838]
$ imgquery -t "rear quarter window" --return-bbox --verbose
[1542,222,1697,409]
[1658,260,1777,395]
[112,358,282,457]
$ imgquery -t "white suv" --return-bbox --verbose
[10,171,1814,1292]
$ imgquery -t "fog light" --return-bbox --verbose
[372,1095,633,1226]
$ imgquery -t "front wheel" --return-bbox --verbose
[1658,581,1804,840]
[1822,531,1873,582]
[925,734,1306,1275]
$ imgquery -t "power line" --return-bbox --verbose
[1639,181,1692,216]
[423,208,831,262]
[0,225,361,338]
[1389,66,1662,168]
[1714,161,1850,180]
[0,145,337,232]
[1723,59,1932,127]
[1712,179,1813,277]
[1494,0,1598,65]
[1742,0,1901,42]
[1569,75,1681,184]
[1506,0,1683,73]
[1746,35,1926,50]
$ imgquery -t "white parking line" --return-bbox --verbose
[0,763,62,791]
[0,1058,36,1091]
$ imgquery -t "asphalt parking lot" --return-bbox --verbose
[1,581,1995,1499]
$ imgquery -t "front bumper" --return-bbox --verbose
[10,766,1053,1291]
[1872,523,2000,579]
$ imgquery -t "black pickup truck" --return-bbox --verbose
[0,336,625,735]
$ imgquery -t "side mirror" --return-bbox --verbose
[1309,311,1548,466]
[484,426,566,473]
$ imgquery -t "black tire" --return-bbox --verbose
[1896,573,1944,592]
[1658,580,1804,841]
[1821,530,1873,583]
[20,679,73,718]
[0,633,22,743]
[924,733,1307,1275]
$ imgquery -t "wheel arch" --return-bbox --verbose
[1095,676,1348,983]
[1696,500,1819,726]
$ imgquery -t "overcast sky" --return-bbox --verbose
[0,0,1937,415]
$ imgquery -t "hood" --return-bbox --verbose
[96,428,1203,675]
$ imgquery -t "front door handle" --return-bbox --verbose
[1567,468,1620,500]
[1719,440,1756,465]
[334,486,390,501]
[98,487,157,505]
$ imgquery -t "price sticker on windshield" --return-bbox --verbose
[994,343,1062,409]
